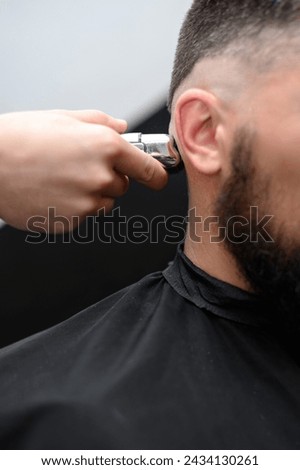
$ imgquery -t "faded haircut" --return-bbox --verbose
[168,0,300,110]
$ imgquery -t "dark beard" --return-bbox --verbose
[215,128,300,338]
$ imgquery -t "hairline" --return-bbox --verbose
[168,22,300,113]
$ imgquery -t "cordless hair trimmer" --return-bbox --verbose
[122,133,183,172]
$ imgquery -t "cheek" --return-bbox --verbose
[253,117,300,185]
[253,125,300,232]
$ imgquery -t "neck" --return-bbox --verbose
[184,222,252,292]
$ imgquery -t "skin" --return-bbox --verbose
[0,109,168,232]
[169,57,300,292]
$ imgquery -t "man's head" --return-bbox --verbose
[169,0,300,321]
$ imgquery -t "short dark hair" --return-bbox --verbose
[168,0,300,110]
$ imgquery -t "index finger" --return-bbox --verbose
[113,136,169,190]
[49,109,128,134]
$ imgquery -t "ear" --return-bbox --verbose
[174,89,223,175]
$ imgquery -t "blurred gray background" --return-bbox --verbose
[0,0,191,121]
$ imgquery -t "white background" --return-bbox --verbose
[0,450,299,470]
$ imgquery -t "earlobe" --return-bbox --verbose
[174,89,222,176]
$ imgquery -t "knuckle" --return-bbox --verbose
[101,129,120,157]
[88,109,106,123]
[75,198,98,217]
[86,166,117,193]
[98,173,114,191]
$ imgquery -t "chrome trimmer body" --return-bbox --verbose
[122,133,183,172]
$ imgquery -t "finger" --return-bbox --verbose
[93,197,115,215]
[97,172,129,199]
[113,136,169,190]
[49,109,128,133]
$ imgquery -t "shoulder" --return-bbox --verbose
[0,270,169,358]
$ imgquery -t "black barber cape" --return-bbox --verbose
[0,245,300,449]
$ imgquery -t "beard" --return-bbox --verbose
[215,127,300,344]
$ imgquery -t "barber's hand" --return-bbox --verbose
[0,110,168,232]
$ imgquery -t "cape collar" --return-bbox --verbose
[163,244,274,328]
